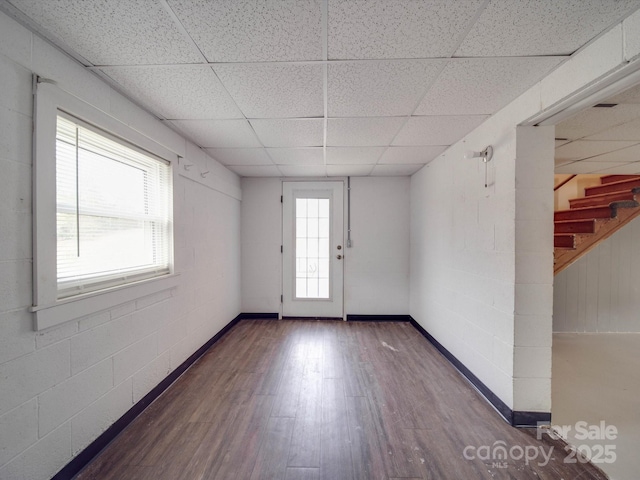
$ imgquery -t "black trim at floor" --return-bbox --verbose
[237,312,279,319]
[347,314,411,322]
[282,316,343,321]
[409,317,551,428]
[52,313,244,480]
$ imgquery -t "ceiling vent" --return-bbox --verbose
[593,103,618,108]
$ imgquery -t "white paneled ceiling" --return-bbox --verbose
[555,83,640,175]
[414,57,564,116]
[250,119,324,147]
[456,0,640,57]
[6,0,640,177]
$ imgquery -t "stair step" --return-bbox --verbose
[554,219,596,234]
[599,174,640,185]
[554,234,576,249]
[554,205,612,221]
[569,191,636,209]
[585,178,640,196]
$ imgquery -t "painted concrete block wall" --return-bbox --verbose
[0,11,241,480]
[240,177,410,315]
[554,215,640,333]
[513,126,555,412]
[241,177,282,313]
[346,177,410,314]
[410,15,640,413]
[410,109,521,410]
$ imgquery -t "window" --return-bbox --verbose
[33,80,176,330]
[295,197,330,299]
[55,113,172,298]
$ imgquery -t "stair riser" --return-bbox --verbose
[554,221,595,234]
[585,179,640,196]
[554,236,575,248]
[599,175,640,185]
[554,207,611,221]
[569,192,635,209]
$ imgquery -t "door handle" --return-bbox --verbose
[337,255,343,260]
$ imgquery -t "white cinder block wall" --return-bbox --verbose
[554,215,640,333]
[345,177,410,314]
[0,11,241,480]
[241,176,410,315]
[410,10,640,414]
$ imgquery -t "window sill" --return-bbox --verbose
[31,273,180,331]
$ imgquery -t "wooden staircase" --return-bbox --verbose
[554,175,640,275]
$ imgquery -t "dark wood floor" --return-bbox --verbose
[76,320,606,480]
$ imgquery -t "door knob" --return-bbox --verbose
[337,255,343,260]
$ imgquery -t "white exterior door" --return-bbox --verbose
[282,182,344,318]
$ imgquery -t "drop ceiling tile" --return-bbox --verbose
[392,115,488,146]
[598,162,640,175]
[415,57,564,116]
[554,157,574,167]
[170,120,261,148]
[555,140,637,161]
[168,0,322,62]
[607,83,640,104]
[227,165,282,177]
[250,119,323,147]
[456,0,640,57]
[556,104,640,140]
[326,147,386,165]
[327,60,447,117]
[204,148,274,166]
[586,117,640,141]
[370,164,424,176]
[278,165,327,177]
[267,148,324,165]
[577,144,640,163]
[327,117,406,146]
[11,0,201,65]
[378,146,447,165]
[214,64,323,118]
[327,0,484,59]
[101,66,242,120]
[555,161,629,174]
[554,158,576,167]
[326,165,375,176]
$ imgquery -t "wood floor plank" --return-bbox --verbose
[287,358,322,468]
[206,394,275,480]
[322,324,345,379]
[271,355,305,418]
[249,417,295,480]
[75,320,608,480]
[319,377,354,480]
[284,467,319,480]
[152,422,212,478]
[344,394,386,480]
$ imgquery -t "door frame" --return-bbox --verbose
[281,180,345,319]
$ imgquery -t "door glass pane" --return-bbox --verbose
[296,197,330,299]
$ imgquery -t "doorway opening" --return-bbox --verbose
[549,77,640,479]
[282,181,345,319]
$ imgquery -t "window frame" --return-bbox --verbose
[32,80,178,330]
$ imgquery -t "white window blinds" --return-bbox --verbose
[56,113,172,298]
